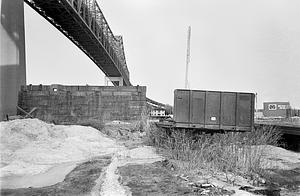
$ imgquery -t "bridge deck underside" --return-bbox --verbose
[25,0,131,86]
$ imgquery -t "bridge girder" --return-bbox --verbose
[24,0,131,86]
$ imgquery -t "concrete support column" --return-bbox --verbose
[0,0,26,120]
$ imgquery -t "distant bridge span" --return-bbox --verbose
[24,0,131,86]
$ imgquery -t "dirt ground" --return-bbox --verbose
[117,161,300,196]
[119,161,235,196]
[1,120,300,196]
[0,156,111,196]
[266,167,300,196]
[4,157,298,196]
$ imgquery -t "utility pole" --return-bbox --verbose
[185,26,191,89]
[255,92,258,111]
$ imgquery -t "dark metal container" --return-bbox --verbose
[173,89,255,131]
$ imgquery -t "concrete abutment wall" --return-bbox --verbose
[0,0,27,121]
[18,85,147,123]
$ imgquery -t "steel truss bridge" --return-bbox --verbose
[24,0,131,86]
[24,0,167,108]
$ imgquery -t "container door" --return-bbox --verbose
[174,90,190,123]
[237,93,253,127]
[190,91,205,124]
[205,92,221,125]
[221,92,236,126]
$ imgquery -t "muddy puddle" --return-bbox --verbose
[1,162,78,189]
[1,156,111,196]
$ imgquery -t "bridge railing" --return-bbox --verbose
[67,0,130,84]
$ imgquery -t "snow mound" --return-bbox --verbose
[262,145,300,170]
[0,119,124,177]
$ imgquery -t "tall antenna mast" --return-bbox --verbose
[185,26,191,89]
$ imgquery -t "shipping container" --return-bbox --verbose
[173,89,255,131]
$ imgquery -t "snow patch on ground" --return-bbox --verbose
[262,145,300,170]
[98,146,163,196]
[0,119,124,182]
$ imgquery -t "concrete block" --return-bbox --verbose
[18,85,147,123]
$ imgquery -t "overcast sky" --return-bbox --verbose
[24,0,300,108]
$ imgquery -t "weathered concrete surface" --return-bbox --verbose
[0,0,27,121]
[18,85,147,123]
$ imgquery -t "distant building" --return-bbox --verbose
[255,109,264,119]
[150,110,166,117]
[263,102,291,118]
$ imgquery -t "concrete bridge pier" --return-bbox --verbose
[0,0,26,120]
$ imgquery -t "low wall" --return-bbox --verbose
[18,84,147,123]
